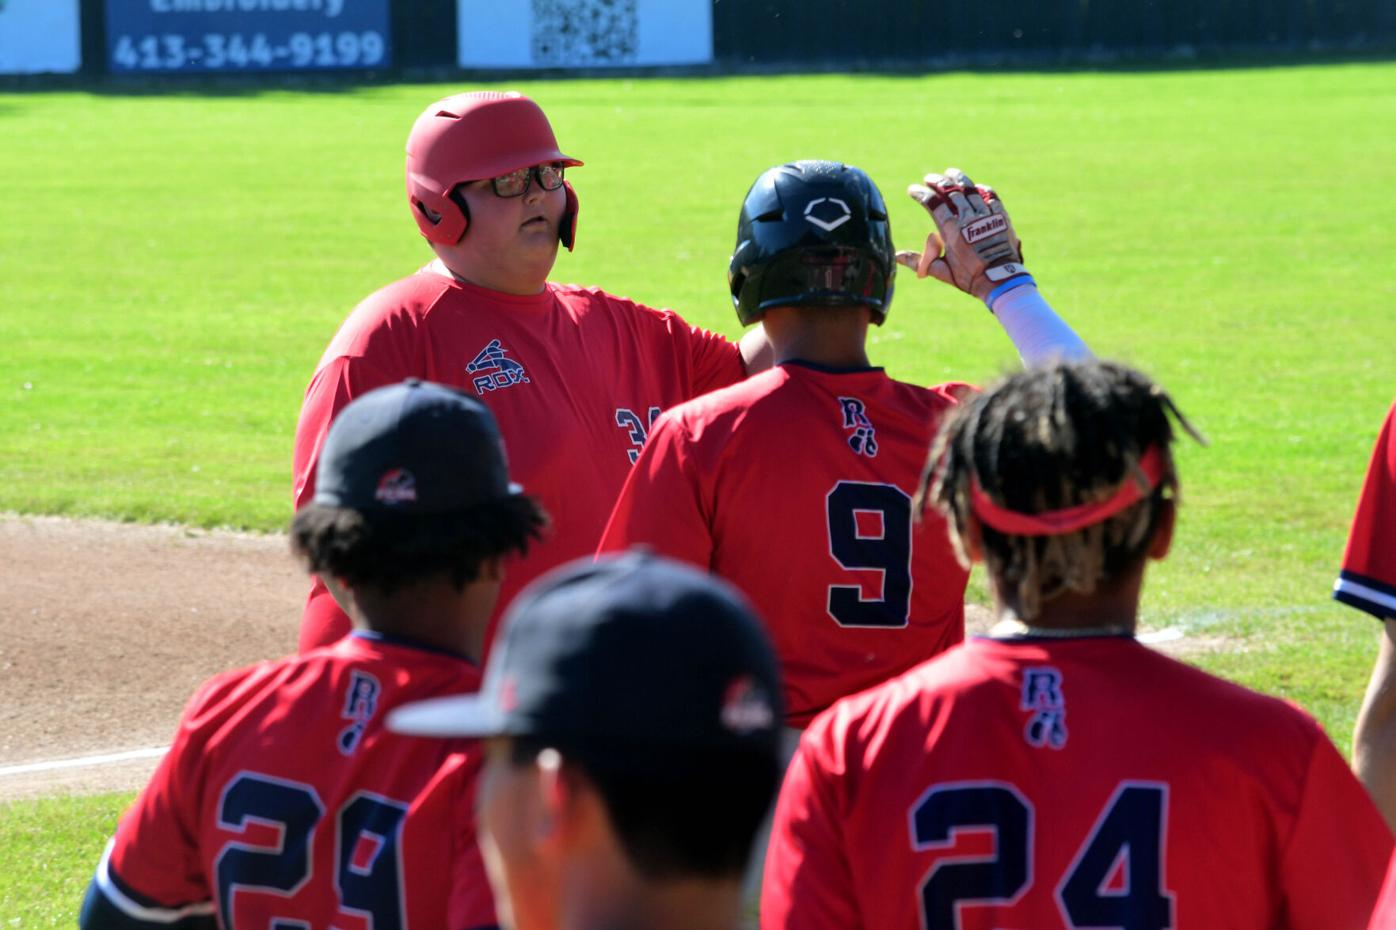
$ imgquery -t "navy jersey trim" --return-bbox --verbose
[781,359,884,375]
[1334,570,1396,621]
[81,842,216,929]
[80,881,216,930]
[350,630,481,665]
[975,632,1138,642]
[1340,569,1396,600]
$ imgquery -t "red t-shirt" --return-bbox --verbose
[597,361,971,726]
[1336,400,1396,621]
[293,267,745,652]
[89,634,495,930]
[763,635,1393,930]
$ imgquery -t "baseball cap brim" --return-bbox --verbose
[386,693,508,738]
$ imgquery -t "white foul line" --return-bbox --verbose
[1137,627,1185,645]
[0,747,168,778]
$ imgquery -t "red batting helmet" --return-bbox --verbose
[405,91,584,249]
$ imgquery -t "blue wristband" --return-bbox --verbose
[985,274,1036,311]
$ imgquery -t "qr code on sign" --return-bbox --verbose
[532,0,638,66]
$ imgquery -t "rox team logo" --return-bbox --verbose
[961,213,1008,245]
[804,196,852,232]
[467,339,530,395]
[838,396,878,457]
[1021,666,1068,750]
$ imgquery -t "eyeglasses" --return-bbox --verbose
[489,163,565,198]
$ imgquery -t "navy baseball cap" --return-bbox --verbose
[313,379,521,514]
[388,552,784,768]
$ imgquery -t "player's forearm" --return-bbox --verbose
[987,283,1091,368]
[1354,619,1396,833]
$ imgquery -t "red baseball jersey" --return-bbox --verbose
[83,633,496,930]
[597,361,971,726]
[293,267,744,652]
[1336,400,1396,621]
[763,635,1393,930]
[1372,853,1396,930]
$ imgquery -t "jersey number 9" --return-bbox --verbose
[825,480,913,627]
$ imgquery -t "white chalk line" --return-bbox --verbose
[0,746,167,778]
[0,626,1221,783]
[1138,627,1185,645]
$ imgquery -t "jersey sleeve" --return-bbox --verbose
[292,353,402,510]
[82,681,228,929]
[671,314,745,398]
[761,729,862,930]
[292,355,402,651]
[400,750,499,930]
[1336,401,1396,621]
[596,411,715,570]
[1277,728,1393,929]
[447,754,499,930]
[1369,851,1396,930]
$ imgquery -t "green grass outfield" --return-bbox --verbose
[2,63,1394,922]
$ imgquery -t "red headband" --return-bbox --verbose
[970,446,1165,537]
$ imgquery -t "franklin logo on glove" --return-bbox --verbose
[962,214,1008,245]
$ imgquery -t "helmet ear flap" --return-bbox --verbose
[560,180,579,251]
[408,176,468,245]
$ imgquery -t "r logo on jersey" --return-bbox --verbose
[1021,666,1067,749]
[838,396,878,457]
[467,339,530,395]
[338,670,381,755]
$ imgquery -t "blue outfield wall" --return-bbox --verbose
[68,0,1396,77]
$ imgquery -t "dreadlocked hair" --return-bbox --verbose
[290,494,548,595]
[917,360,1202,620]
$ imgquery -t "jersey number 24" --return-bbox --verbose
[911,781,1173,930]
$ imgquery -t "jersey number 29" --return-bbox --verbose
[215,772,408,930]
[825,480,913,627]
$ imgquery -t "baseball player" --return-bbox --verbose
[294,90,770,655]
[1342,400,1396,831]
[81,380,545,930]
[387,552,785,930]
[597,160,1090,728]
[762,360,1393,930]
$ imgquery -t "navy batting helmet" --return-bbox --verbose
[728,161,895,326]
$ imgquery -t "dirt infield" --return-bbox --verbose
[0,515,304,800]
[3,514,1197,802]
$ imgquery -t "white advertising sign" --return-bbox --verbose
[458,0,711,68]
[0,0,81,74]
